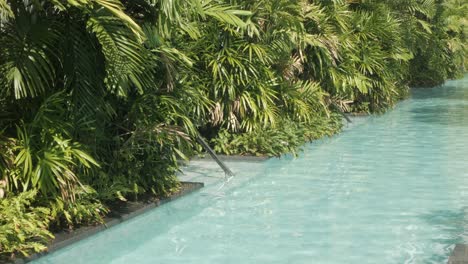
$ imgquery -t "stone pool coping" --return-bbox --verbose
[190,154,271,162]
[448,244,468,264]
[10,181,204,264]
[347,112,370,116]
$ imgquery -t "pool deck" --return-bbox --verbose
[448,244,468,264]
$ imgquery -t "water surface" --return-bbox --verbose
[33,76,468,264]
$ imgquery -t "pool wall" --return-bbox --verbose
[10,182,204,264]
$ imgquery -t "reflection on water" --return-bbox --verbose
[411,104,468,126]
[413,87,468,100]
[410,77,468,126]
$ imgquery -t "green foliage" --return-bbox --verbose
[104,122,185,199]
[48,187,108,230]
[0,0,465,259]
[212,116,342,157]
[212,125,304,157]
[408,0,467,86]
[0,191,53,260]
[4,92,98,201]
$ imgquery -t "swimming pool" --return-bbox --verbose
[32,76,468,264]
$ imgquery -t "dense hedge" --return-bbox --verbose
[0,0,466,260]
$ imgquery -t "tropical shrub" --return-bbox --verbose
[212,124,305,157]
[1,92,99,201]
[408,0,467,86]
[212,116,342,157]
[0,0,465,259]
[0,191,53,260]
[48,187,108,230]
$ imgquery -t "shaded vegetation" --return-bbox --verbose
[0,0,466,260]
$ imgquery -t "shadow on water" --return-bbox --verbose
[408,78,468,126]
[411,85,468,101]
[419,208,468,263]
[410,103,468,126]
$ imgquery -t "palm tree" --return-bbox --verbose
[0,0,251,201]
[0,0,148,199]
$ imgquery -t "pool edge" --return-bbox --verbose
[448,244,468,264]
[11,181,204,264]
[190,155,271,162]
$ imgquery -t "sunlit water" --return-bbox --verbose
[33,76,468,264]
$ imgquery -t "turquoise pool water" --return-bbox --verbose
[33,76,468,264]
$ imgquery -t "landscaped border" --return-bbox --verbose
[10,181,204,264]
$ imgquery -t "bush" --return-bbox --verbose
[212,116,342,157]
[48,187,108,230]
[0,191,53,260]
